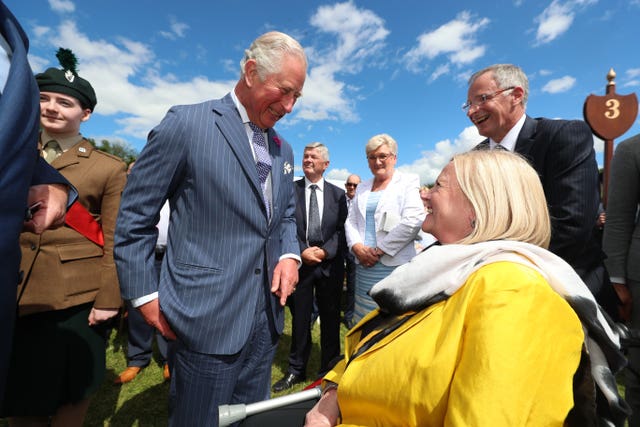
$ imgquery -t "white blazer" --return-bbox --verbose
[345,170,425,266]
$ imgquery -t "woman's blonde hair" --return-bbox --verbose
[453,150,550,248]
[365,133,398,156]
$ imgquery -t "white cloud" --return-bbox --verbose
[326,168,351,181]
[32,20,234,140]
[534,0,597,45]
[48,0,74,13]
[627,68,640,78]
[398,125,483,184]
[542,75,576,93]
[160,16,190,40]
[300,1,390,123]
[404,11,489,80]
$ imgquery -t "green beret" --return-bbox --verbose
[35,48,97,111]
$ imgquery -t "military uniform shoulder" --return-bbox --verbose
[78,139,127,165]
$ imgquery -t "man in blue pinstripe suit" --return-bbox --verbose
[114,31,305,425]
[467,63,619,320]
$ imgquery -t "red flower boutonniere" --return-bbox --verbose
[273,135,281,147]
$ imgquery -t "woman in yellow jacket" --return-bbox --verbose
[305,150,627,427]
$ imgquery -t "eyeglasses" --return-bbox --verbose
[345,183,358,188]
[462,86,515,112]
[367,153,395,162]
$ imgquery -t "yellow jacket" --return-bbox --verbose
[325,261,584,426]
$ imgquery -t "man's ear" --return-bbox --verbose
[511,86,525,106]
[244,59,259,88]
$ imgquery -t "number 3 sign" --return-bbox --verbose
[584,69,638,141]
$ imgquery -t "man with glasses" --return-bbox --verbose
[342,174,360,328]
[466,63,618,320]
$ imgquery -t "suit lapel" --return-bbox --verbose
[514,115,538,157]
[212,95,264,204]
[267,128,282,218]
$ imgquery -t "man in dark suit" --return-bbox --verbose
[0,0,74,403]
[342,174,360,329]
[114,31,304,426]
[603,133,640,425]
[467,63,618,317]
[273,143,347,392]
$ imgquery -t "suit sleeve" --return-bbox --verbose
[114,107,187,300]
[543,120,600,264]
[345,189,363,252]
[377,173,424,256]
[445,264,583,426]
[30,157,78,207]
[603,137,640,280]
[321,188,347,260]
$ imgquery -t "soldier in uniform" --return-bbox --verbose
[2,49,126,427]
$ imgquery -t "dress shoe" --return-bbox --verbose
[163,364,171,381]
[272,373,306,393]
[114,366,142,384]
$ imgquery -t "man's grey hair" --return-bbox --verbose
[468,64,529,108]
[304,142,329,162]
[240,31,307,81]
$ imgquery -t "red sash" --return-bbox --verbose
[65,202,104,247]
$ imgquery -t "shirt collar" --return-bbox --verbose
[490,113,526,151]
[41,130,84,152]
[305,176,325,191]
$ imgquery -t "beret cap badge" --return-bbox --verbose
[35,47,97,111]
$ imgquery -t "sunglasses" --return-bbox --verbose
[345,183,358,188]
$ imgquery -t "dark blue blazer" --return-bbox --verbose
[114,94,300,355]
[0,0,71,402]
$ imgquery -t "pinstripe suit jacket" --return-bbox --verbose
[114,93,299,355]
[478,116,602,272]
[603,134,640,284]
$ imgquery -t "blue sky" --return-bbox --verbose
[8,0,640,184]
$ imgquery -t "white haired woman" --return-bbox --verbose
[344,134,424,324]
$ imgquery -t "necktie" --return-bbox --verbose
[248,122,272,218]
[43,140,62,164]
[308,184,322,246]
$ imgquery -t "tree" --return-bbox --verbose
[87,138,138,165]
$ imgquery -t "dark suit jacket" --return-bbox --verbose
[477,116,615,311]
[603,134,640,284]
[478,116,601,266]
[114,94,299,355]
[294,178,347,278]
[0,1,71,403]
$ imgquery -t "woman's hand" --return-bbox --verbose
[88,307,119,326]
[305,388,340,427]
[352,243,379,267]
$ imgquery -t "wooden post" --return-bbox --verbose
[584,69,638,208]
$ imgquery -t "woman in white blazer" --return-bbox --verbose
[345,134,425,323]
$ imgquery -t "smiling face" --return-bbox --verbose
[422,162,475,244]
[367,144,397,181]
[242,54,306,129]
[302,147,329,182]
[466,72,524,142]
[39,91,91,138]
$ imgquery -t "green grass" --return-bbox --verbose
[79,309,346,426]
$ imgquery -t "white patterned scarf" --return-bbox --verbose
[370,240,630,426]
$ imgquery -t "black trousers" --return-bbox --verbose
[287,264,342,378]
